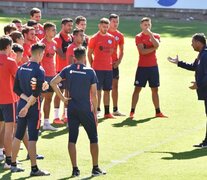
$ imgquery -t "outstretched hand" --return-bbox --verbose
[167,55,179,64]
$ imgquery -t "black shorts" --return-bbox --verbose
[113,67,119,79]
[95,70,113,91]
[134,66,160,88]
[0,103,17,123]
[67,108,98,144]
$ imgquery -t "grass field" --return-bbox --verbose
[1,14,207,180]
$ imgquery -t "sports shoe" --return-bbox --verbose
[129,112,134,119]
[72,168,80,177]
[0,154,4,162]
[63,117,68,123]
[97,110,101,118]
[3,163,11,170]
[92,167,106,177]
[113,110,126,116]
[193,141,207,148]
[104,114,115,119]
[156,112,168,118]
[30,169,50,176]
[11,166,24,173]
[53,118,64,125]
[42,123,57,131]
[26,154,44,160]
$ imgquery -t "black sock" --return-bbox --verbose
[31,165,39,173]
[113,107,118,112]
[93,165,98,169]
[11,162,17,167]
[73,167,79,170]
[97,107,101,111]
[104,105,110,115]
[6,156,11,165]
[156,108,161,114]
[130,108,135,113]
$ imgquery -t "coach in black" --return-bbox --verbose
[168,33,207,148]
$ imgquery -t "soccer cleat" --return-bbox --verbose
[0,154,4,162]
[72,168,80,177]
[63,117,68,123]
[155,112,168,118]
[113,110,126,116]
[27,154,44,160]
[92,167,106,177]
[42,123,58,131]
[129,112,134,119]
[104,114,115,119]
[11,166,24,173]
[53,118,64,125]
[193,141,207,148]
[3,163,11,170]
[30,169,50,176]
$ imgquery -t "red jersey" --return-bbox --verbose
[0,54,18,104]
[66,42,78,65]
[135,32,160,67]
[54,32,73,72]
[88,32,115,70]
[36,24,45,40]
[108,29,124,63]
[40,38,57,77]
[22,43,31,63]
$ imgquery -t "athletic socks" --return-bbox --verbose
[130,108,135,113]
[113,107,118,112]
[44,118,49,125]
[54,108,59,119]
[31,165,39,173]
[0,148,3,156]
[104,106,110,115]
[64,108,68,118]
[156,108,161,114]
[97,107,101,111]
[11,162,17,167]
[6,156,11,165]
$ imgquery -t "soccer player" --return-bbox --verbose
[53,18,73,124]
[168,33,207,148]
[40,22,58,131]
[108,14,125,116]
[88,18,115,118]
[0,36,18,169]
[66,28,84,65]
[75,16,89,48]
[4,23,17,35]
[50,46,106,177]
[12,19,23,32]
[10,31,24,46]
[129,17,167,119]
[11,43,50,176]
[29,7,44,40]
[12,43,24,65]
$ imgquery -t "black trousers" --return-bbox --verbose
[204,99,207,141]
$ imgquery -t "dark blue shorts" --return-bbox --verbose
[15,99,41,141]
[134,66,160,87]
[95,70,113,91]
[42,76,55,93]
[113,67,119,79]
[0,103,17,123]
[67,108,98,144]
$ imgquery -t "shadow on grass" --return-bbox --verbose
[0,171,12,180]
[41,127,68,139]
[112,117,156,127]
[147,149,207,160]
[58,175,94,180]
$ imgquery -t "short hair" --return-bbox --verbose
[30,7,41,17]
[43,22,56,31]
[4,23,17,35]
[22,26,35,37]
[12,19,22,24]
[0,36,12,50]
[12,43,24,53]
[9,31,23,43]
[109,14,119,20]
[74,46,86,60]
[73,28,84,36]
[192,33,206,45]
[75,16,86,25]
[31,43,46,54]
[141,17,151,23]
[61,18,73,25]
[27,20,38,27]
[99,18,110,25]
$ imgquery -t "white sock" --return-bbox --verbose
[44,119,49,125]
[0,148,3,156]
[54,108,59,119]
[65,108,67,118]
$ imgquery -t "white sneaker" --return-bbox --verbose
[4,162,11,170]
[42,123,57,131]
[0,154,4,162]
[113,110,126,116]
[97,111,101,118]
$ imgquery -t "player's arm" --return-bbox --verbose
[56,47,66,59]
[50,74,70,104]
[143,29,160,48]
[137,43,157,55]
[113,44,124,68]
[90,83,98,115]
[87,48,94,67]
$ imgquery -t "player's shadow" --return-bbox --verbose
[41,127,68,139]
[112,117,156,127]
[58,175,94,179]
[147,149,207,160]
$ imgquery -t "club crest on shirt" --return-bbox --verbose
[108,39,112,44]
[115,36,119,41]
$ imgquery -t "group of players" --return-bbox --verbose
[0,7,168,177]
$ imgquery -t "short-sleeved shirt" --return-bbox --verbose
[0,54,18,104]
[135,32,160,67]
[40,38,57,77]
[66,42,79,65]
[88,32,115,71]
[36,24,45,40]
[23,43,32,63]
[15,61,45,97]
[108,29,124,63]
[59,63,98,111]
[54,32,73,72]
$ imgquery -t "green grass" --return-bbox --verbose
[1,14,207,179]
